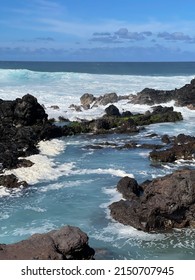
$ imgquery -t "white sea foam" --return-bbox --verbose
[0,185,23,198]
[5,155,75,185]
[12,221,56,237]
[24,205,46,213]
[0,69,194,122]
[72,168,134,178]
[39,179,94,192]
[100,187,123,210]
[92,222,165,244]
[0,186,10,197]
[0,213,9,220]
[4,138,73,185]
[38,139,66,156]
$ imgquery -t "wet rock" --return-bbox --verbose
[109,169,195,232]
[0,94,72,171]
[131,78,195,108]
[130,88,174,105]
[117,176,143,200]
[69,104,82,112]
[0,174,28,189]
[150,133,195,163]
[0,226,95,260]
[98,92,118,106]
[14,94,48,126]
[50,105,60,110]
[161,134,171,144]
[121,111,133,117]
[105,104,121,117]
[93,118,110,131]
[80,93,96,109]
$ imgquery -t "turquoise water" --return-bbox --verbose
[0,62,195,259]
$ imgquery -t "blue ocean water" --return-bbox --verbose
[0,62,195,260]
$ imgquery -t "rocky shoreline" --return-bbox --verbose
[1,78,195,258]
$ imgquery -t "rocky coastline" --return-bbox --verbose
[1,78,195,258]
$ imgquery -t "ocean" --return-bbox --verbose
[0,61,195,260]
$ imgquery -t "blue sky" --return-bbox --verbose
[1,0,195,61]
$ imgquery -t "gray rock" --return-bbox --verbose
[98,92,118,106]
[80,93,96,109]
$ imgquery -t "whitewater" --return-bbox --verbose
[1,63,195,259]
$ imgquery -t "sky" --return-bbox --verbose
[1,0,195,61]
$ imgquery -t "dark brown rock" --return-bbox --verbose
[117,176,143,199]
[0,226,95,260]
[150,134,195,163]
[0,174,28,189]
[109,169,195,232]
[130,78,195,108]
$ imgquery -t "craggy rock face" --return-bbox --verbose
[0,94,65,170]
[0,226,95,260]
[150,134,195,163]
[109,169,195,232]
[130,78,195,108]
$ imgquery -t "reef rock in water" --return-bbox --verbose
[109,169,195,232]
[0,226,95,260]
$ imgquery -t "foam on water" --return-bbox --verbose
[39,179,94,192]
[38,139,66,156]
[72,168,134,178]
[0,185,23,198]
[11,221,56,237]
[0,69,194,121]
[1,67,195,258]
[4,139,74,185]
[5,155,75,185]
[24,205,46,213]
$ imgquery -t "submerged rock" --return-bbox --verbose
[109,169,195,232]
[0,226,95,260]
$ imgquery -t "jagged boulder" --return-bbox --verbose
[14,94,48,126]
[110,169,195,232]
[0,174,28,189]
[130,78,195,108]
[80,93,96,109]
[0,226,95,260]
[105,104,121,117]
[150,133,195,163]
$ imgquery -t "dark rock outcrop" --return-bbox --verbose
[150,133,195,163]
[109,169,195,232]
[0,226,95,260]
[0,94,69,171]
[131,78,195,108]
[0,174,28,189]
[105,104,121,117]
[130,88,174,105]
[117,176,143,200]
